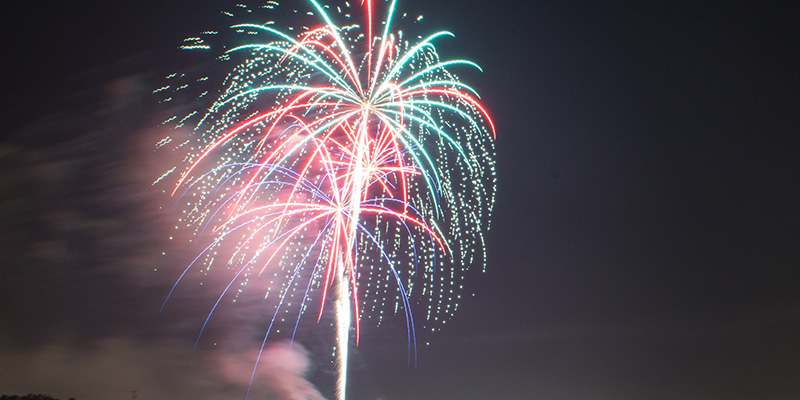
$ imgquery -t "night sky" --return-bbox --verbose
[2,1,799,399]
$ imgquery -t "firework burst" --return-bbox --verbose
[156,1,495,398]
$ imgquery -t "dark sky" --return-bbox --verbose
[2,1,799,399]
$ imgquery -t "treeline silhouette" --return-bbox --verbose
[1,395,75,400]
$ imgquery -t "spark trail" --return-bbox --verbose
[156,1,496,399]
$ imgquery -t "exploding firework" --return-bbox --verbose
[155,1,495,398]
